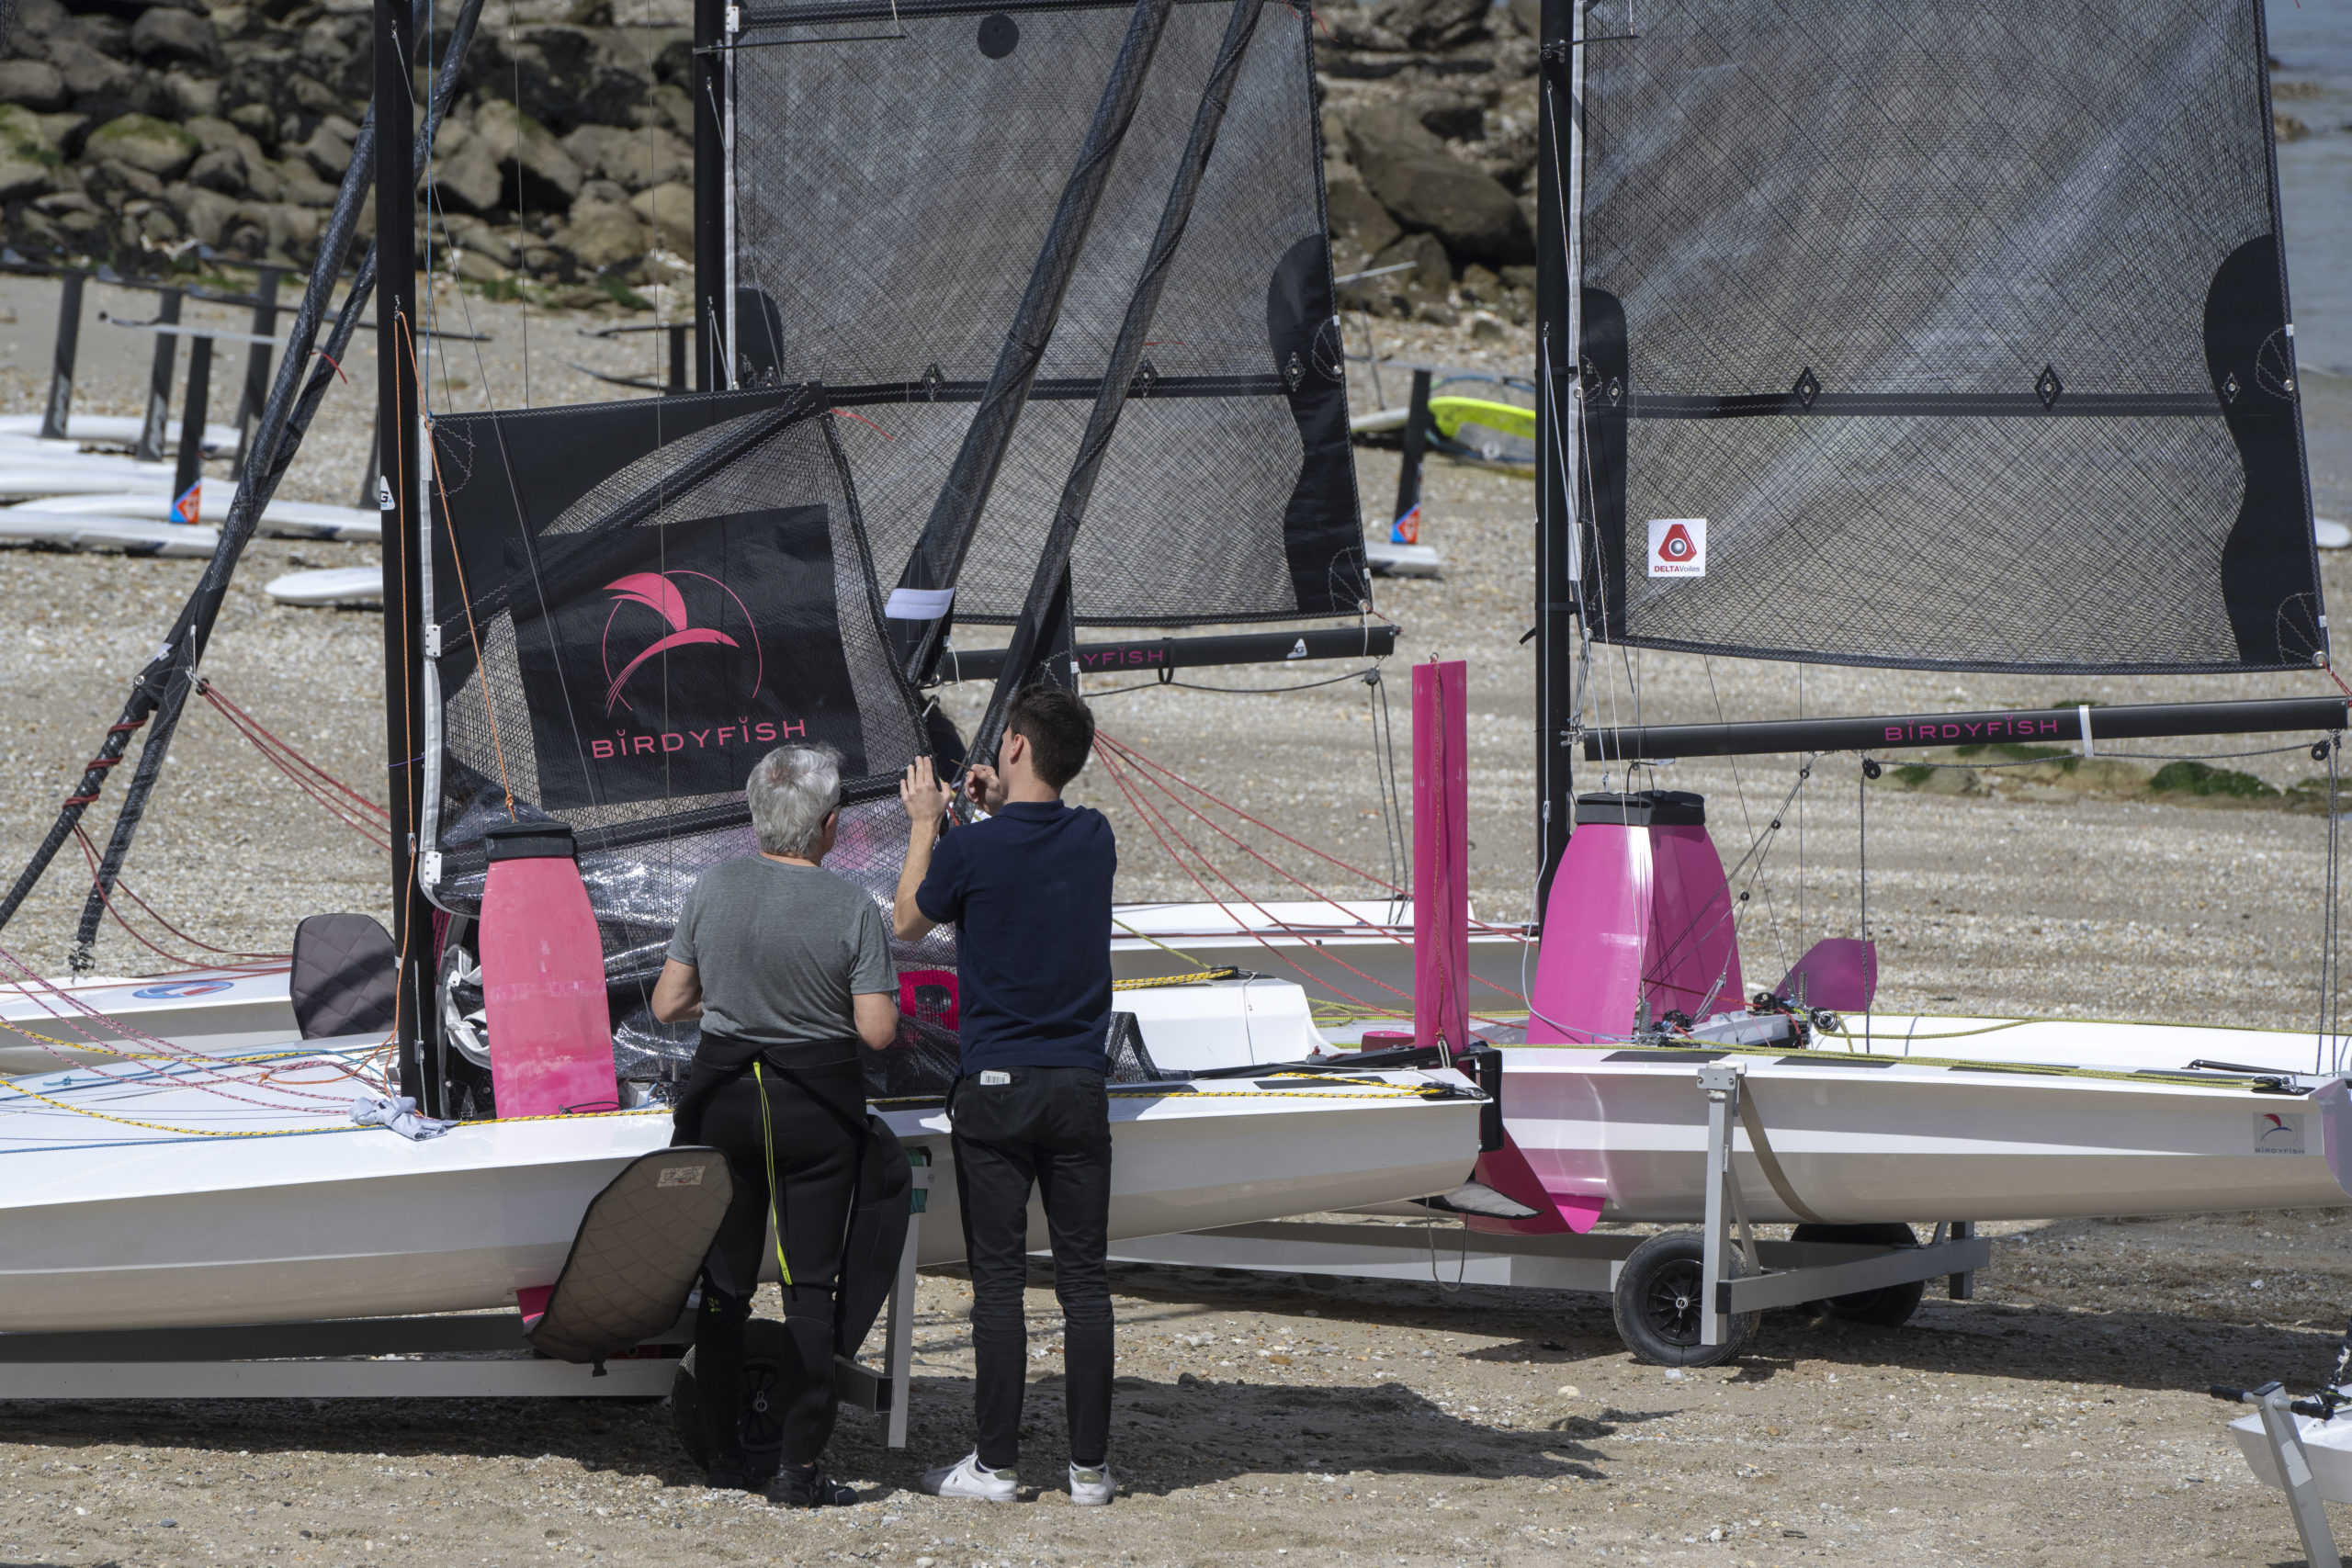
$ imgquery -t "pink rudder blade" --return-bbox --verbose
[1412,660,1470,1054]
[1645,821,1743,1022]
[1526,818,1651,1043]
[480,822,620,1119]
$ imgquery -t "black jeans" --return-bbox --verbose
[951,1065,1114,1472]
[695,1059,865,1472]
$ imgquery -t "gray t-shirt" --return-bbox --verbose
[666,855,897,1046]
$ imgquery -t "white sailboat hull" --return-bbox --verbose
[0,1045,1480,1335]
[1498,1043,2352,1226]
[0,968,298,1075]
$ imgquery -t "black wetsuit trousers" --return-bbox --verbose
[952,1065,1114,1472]
[695,1059,865,1472]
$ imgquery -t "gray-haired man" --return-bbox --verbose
[651,742,899,1505]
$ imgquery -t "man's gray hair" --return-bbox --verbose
[747,743,842,859]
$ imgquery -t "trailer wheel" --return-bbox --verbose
[1611,1230,1757,1367]
[1792,1223,1925,1327]
[670,1318,788,1480]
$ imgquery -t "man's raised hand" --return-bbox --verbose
[901,757,954,829]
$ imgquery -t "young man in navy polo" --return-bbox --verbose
[894,686,1118,1506]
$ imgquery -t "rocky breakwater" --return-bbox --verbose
[1315,0,1543,333]
[0,0,1540,322]
[0,0,695,306]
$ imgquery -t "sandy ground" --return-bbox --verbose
[9,1211,2352,1568]
[11,267,2352,1564]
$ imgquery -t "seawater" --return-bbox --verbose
[2269,0,2352,376]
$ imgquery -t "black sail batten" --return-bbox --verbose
[725,0,1364,634]
[973,0,1269,764]
[1565,0,2324,676]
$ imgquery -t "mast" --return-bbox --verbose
[376,0,433,1110]
[692,0,727,389]
[1532,0,1579,914]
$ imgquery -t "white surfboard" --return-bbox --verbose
[266,567,382,606]
[0,510,218,555]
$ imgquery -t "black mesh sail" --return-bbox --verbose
[727,0,1366,626]
[1569,0,2324,673]
[421,389,956,1083]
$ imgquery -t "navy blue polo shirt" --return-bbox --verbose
[914,800,1115,1073]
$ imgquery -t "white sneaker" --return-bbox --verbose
[919,1451,1018,1502]
[1068,1461,1115,1506]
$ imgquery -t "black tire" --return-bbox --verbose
[1611,1230,1757,1368]
[670,1318,788,1479]
[1792,1222,1925,1327]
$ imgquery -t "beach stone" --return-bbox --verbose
[164,71,220,121]
[629,180,691,255]
[130,7,222,68]
[562,123,690,192]
[84,112,198,180]
[50,37,134,103]
[1325,166,1402,257]
[430,130,506,216]
[168,182,240,247]
[0,106,60,203]
[0,61,70,113]
[475,96,583,210]
[1374,0,1487,50]
[187,144,246,195]
[555,193,644,271]
[1345,100,1532,265]
[290,114,356,181]
[1371,230,1450,293]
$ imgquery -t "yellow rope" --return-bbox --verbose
[1110,915,1217,971]
[0,1077,361,1138]
[1112,966,1240,992]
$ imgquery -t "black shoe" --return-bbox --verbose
[774,1463,859,1508]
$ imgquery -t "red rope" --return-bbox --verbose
[1096,733,1530,1007]
[194,693,392,852]
[72,826,289,967]
[1098,729,1534,948]
[1094,744,1417,1014]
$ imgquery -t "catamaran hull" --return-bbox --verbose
[0,1082,1478,1335]
[1498,1045,2352,1226]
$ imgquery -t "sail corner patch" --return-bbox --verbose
[885,586,955,621]
[1647,518,1706,578]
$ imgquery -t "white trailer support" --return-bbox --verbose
[1114,1064,1990,1365]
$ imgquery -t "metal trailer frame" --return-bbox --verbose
[0,1160,933,1450]
[1111,1065,1990,1361]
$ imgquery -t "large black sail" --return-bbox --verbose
[1569,0,2323,673]
[727,0,1366,626]
[421,389,953,1083]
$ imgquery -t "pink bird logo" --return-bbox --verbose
[598,570,763,716]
